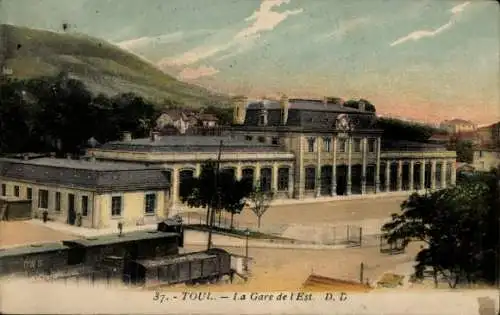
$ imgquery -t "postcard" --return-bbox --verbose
[0,0,499,314]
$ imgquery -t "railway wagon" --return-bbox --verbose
[62,230,181,268]
[0,242,69,277]
[125,248,232,287]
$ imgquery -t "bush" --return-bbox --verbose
[42,210,48,223]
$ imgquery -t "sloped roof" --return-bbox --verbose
[0,158,170,192]
[100,135,286,153]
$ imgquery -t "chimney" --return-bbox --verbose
[23,154,29,161]
[89,154,96,163]
[49,152,56,158]
[150,131,160,142]
[232,95,248,125]
[280,94,289,125]
[323,97,329,108]
[66,153,72,160]
[122,131,132,142]
[358,100,366,111]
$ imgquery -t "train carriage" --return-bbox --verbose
[126,248,232,287]
[0,242,69,277]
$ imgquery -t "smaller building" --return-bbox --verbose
[440,119,477,134]
[472,147,500,172]
[0,157,172,229]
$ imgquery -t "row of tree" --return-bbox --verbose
[0,73,160,155]
[179,160,274,230]
[382,167,500,287]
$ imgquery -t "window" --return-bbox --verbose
[323,137,332,152]
[111,196,122,217]
[353,139,361,152]
[14,186,20,197]
[337,139,346,153]
[479,151,483,158]
[258,136,266,143]
[307,137,315,152]
[277,168,289,191]
[27,187,32,200]
[55,192,61,212]
[305,167,316,190]
[245,135,253,141]
[1,184,6,196]
[145,193,156,214]
[81,195,89,217]
[368,139,376,153]
[271,137,279,145]
[38,189,49,209]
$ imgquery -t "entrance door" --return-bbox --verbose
[68,194,76,225]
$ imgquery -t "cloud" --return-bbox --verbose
[390,1,471,47]
[158,0,303,67]
[116,32,185,50]
[235,0,303,41]
[115,30,213,50]
[177,65,220,80]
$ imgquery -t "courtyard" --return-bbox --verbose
[0,221,75,248]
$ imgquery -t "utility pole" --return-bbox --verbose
[207,140,223,250]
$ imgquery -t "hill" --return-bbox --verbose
[0,24,230,107]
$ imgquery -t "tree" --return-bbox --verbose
[247,183,274,229]
[343,99,377,113]
[219,171,253,229]
[375,117,438,142]
[382,169,500,288]
[179,161,253,227]
[0,74,161,155]
[447,138,473,163]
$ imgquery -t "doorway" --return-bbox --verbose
[67,193,76,225]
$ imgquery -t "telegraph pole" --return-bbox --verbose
[207,140,223,250]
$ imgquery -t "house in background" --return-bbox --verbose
[477,121,500,147]
[155,109,191,134]
[472,147,500,172]
[155,109,220,135]
[197,113,219,128]
[440,119,477,134]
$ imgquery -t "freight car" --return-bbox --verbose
[0,230,181,279]
[125,248,233,287]
[0,242,70,277]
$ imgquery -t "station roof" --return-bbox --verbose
[0,158,170,192]
[98,135,286,153]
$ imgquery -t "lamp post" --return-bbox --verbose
[244,228,250,274]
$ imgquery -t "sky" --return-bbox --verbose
[1,0,499,125]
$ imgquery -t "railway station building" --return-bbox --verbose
[0,96,457,228]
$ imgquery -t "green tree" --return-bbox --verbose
[179,161,253,228]
[200,105,233,125]
[382,168,500,288]
[447,138,473,163]
[247,182,275,229]
[375,117,438,142]
[343,99,377,113]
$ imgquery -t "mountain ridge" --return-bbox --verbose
[0,23,230,107]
